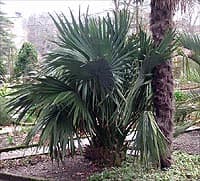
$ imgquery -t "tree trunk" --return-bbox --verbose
[150,0,174,169]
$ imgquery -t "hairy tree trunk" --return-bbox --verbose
[150,1,174,169]
[84,134,127,166]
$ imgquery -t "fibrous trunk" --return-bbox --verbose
[150,0,174,169]
[84,129,127,166]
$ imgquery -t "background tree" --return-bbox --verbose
[0,1,15,80]
[113,0,150,33]
[23,13,57,56]
[14,42,38,80]
[175,2,200,34]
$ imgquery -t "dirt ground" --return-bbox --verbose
[0,154,102,181]
[0,130,199,181]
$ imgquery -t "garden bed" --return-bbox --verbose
[0,130,199,181]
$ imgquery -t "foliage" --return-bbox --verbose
[89,151,200,181]
[14,42,38,79]
[174,32,200,125]
[174,90,200,125]
[0,59,5,81]
[179,32,200,65]
[178,32,200,83]
[7,135,14,145]
[174,90,188,102]
[0,86,12,125]
[8,10,177,167]
[0,1,15,57]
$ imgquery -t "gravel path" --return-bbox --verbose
[173,130,200,154]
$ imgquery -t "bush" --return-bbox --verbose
[14,42,38,80]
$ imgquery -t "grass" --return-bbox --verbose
[89,151,200,181]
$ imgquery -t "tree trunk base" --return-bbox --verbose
[160,156,172,169]
[84,145,126,167]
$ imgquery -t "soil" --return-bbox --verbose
[0,153,102,181]
[0,130,199,181]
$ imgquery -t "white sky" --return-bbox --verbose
[1,0,114,48]
[2,0,114,17]
[1,0,199,48]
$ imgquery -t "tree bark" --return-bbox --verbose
[150,0,174,169]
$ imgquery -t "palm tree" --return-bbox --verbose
[8,10,176,167]
[122,0,200,169]
[148,0,200,169]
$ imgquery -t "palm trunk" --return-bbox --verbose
[150,1,174,169]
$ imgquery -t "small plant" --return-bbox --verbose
[8,9,177,168]
[174,90,188,102]
[7,135,14,145]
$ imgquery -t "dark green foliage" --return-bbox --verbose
[0,86,11,125]
[0,1,15,80]
[8,10,177,167]
[14,42,38,78]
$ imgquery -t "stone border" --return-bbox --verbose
[0,144,38,153]
[0,172,50,181]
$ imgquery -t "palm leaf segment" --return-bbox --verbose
[179,32,200,65]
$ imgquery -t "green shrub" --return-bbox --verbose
[14,42,38,79]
